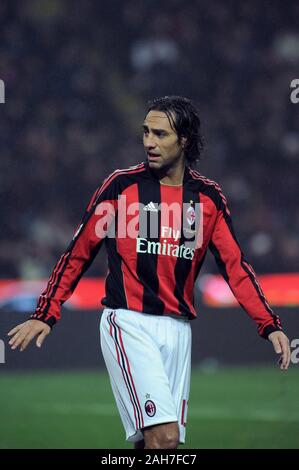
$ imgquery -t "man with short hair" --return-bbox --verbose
[8,96,291,449]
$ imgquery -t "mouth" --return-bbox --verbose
[147,152,161,161]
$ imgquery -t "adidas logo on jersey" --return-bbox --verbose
[143,202,158,212]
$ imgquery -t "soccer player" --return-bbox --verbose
[8,96,291,449]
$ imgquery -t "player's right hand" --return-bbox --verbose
[7,319,51,352]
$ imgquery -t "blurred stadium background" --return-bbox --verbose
[0,0,299,449]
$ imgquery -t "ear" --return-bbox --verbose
[181,136,187,148]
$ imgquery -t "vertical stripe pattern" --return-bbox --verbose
[108,312,144,429]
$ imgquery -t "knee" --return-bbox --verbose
[160,432,180,449]
[145,428,179,449]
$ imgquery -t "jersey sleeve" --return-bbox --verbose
[208,190,282,339]
[30,174,118,327]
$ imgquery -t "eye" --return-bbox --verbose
[156,131,165,138]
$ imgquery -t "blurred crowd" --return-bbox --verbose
[1,0,299,279]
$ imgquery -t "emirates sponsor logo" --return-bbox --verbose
[136,237,195,260]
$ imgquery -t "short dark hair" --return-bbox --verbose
[147,96,204,166]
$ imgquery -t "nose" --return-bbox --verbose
[144,133,156,150]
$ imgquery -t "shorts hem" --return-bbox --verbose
[126,416,179,442]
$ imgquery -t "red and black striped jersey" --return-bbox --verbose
[31,162,282,339]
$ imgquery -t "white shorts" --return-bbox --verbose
[100,308,191,444]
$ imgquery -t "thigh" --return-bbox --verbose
[100,308,178,442]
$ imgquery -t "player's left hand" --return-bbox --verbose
[268,331,291,370]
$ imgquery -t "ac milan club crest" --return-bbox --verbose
[145,400,156,417]
[186,205,196,226]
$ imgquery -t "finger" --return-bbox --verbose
[9,325,34,350]
[20,330,40,352]
[9,322,31,347]
[283,346,291,370]
[287,342,292,368]
[36,330,49,348]
[10,330,31,350]
[272,337,282,355]
[7,323,26,337]
[279,338,290,370]
[284,340,291,370]
[9,330,24,348]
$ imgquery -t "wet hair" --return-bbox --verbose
[146,95,204,166]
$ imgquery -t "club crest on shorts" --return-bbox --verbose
[145,400,156,417]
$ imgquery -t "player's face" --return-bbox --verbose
[143,111,186,170]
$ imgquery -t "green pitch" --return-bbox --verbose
[0,367,298,449]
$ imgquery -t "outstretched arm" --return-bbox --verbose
[7,174,118,351]
[209,190,291,369]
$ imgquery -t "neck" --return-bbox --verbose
[155,159,186,186]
